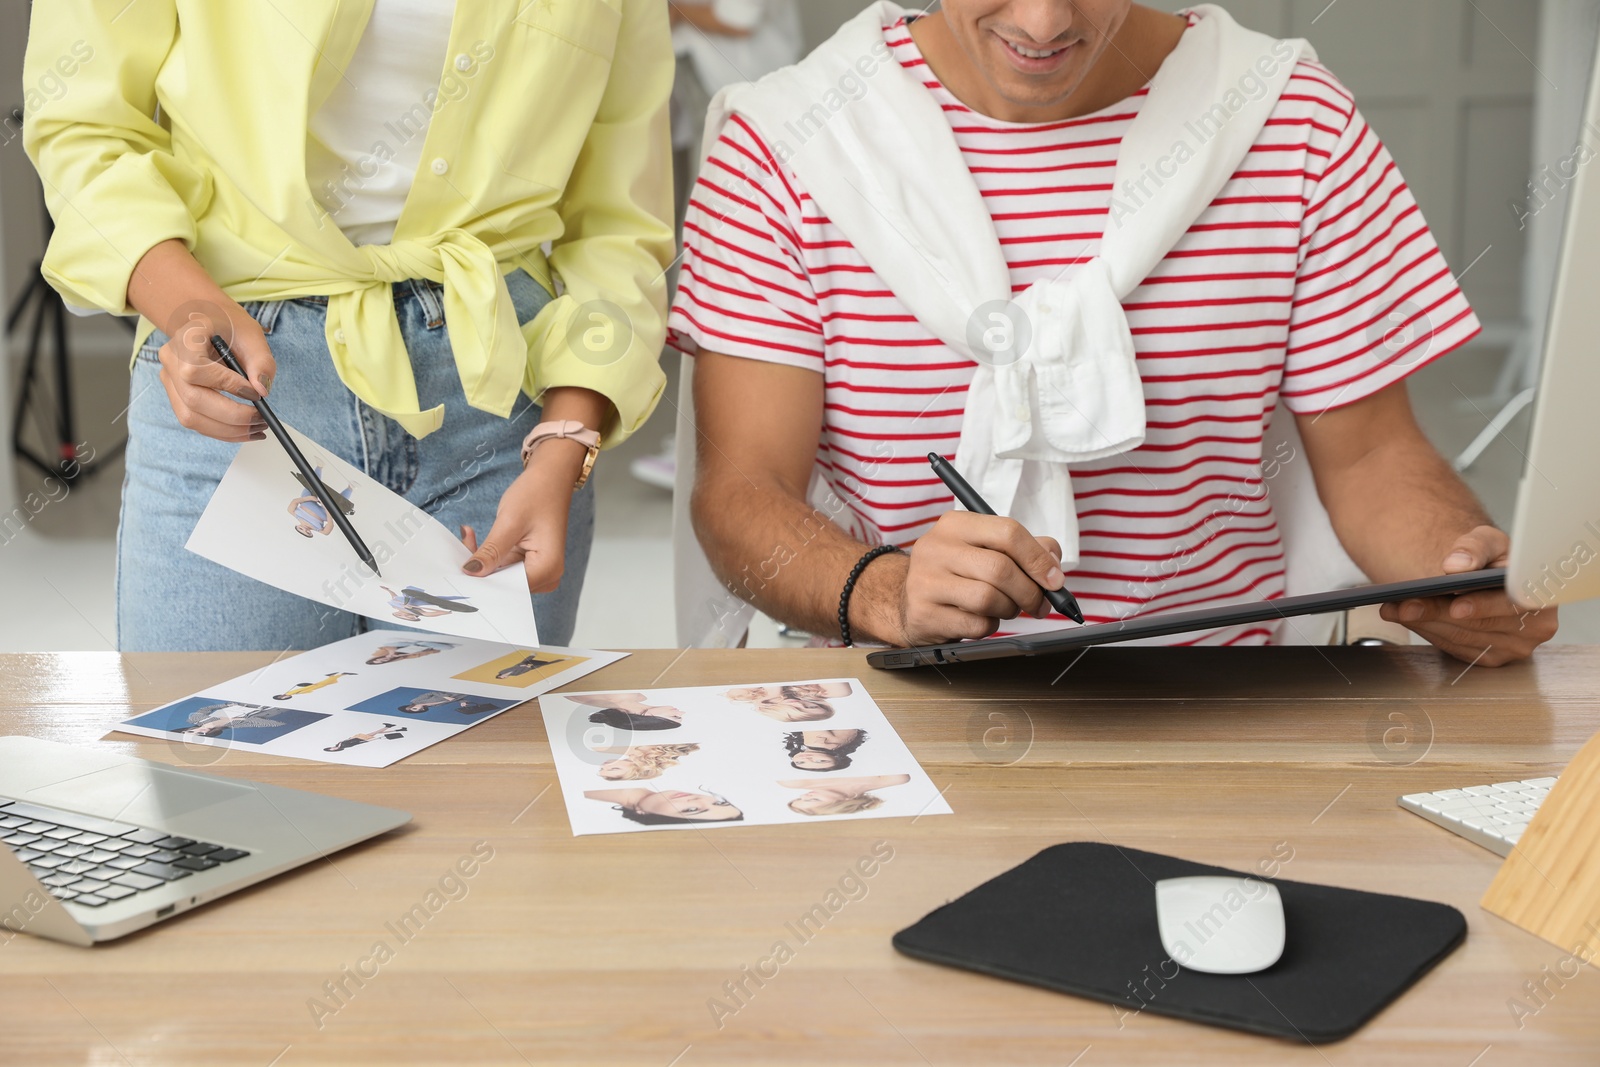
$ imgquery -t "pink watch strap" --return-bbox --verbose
[520,420,602,486]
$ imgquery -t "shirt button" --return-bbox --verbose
[431,158,448,175]
[1013,404,1029,422]
[454,53,472,71]
[334,328,346,345]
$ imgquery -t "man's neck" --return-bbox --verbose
[907,5,1188,124]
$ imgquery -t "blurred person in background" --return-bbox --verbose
[631,0,803,491]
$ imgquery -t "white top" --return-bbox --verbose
[673,0,802,94]
[307,1,456,246]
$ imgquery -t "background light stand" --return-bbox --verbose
[5,111,129,486]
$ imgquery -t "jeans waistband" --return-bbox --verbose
[264,278,446,328]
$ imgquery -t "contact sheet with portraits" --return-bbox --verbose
[538,679,952,835]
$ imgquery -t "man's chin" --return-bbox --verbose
[981,75,1086,115]
[977,56,1095,115]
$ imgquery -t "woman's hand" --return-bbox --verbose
[460,440,582,593]
[128,239,277,443]
[462,387,610,594]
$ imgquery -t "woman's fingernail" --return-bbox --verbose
[1402,602,1423,621]
[463,559,484,574]
[1046,567,1064,587]
[1445,551,1475,569]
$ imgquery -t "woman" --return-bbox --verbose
[288,468,353,538]
[366,640,457,665]
[783,730,867,772]
[593,744,702,781]
[273,672,354,701]
[727,682,851,723]
[495,653,560,679]
[325,723,409,753]
[781,774,910,816]
[23,3,674,652]
[584,787,742,826]
[181,702,281,738]
[382,586,476,623]
[569,693,684,732]
[399,691,500,716]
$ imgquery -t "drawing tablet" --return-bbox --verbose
[892,842,1467,1043]
[867,569,1506,670]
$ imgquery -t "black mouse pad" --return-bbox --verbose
[892,842,1466,1043]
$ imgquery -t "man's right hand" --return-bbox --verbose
[129,239,275,443]
[692,350,1069,649]
[887,511,1066,646]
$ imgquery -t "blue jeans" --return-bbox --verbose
[118,270,594,652]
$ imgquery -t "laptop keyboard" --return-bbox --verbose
[0,798,250,908]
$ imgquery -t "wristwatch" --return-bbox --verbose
[520,420,601,490]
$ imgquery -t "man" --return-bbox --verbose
[671,0,1557,665]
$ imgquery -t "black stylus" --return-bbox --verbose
[928,452,1084,625]
[210,336,381,577]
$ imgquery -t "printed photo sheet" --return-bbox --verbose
[112,631,626,768]
[539,679,952,835]
[185,423,538,645]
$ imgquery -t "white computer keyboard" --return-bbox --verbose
[1398,777,1558,856]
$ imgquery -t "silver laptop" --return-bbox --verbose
[0,736,409,944]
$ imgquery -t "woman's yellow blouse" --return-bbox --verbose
[23,0,675,442]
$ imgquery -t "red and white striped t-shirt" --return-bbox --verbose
[669,12,1479,645]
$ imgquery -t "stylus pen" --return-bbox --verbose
[209,335,381,577]
[928,452,1084,624]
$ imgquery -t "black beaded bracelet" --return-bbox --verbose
[838,544,905,647]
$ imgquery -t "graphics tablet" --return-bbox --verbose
[866,569,1507,670]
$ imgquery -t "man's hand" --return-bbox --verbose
[891,511,1065,645]
[1379,525,1558,666]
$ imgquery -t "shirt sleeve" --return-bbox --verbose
[22,0,202,316]
[531,0,676,448]
[667,115,825,372]
[1280,86,1480,415]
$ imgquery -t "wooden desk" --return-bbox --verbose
[2,647,1599,1066]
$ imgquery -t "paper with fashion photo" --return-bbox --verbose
[184,421,538,645]
[538,678,951,836]
[110,630,626,768]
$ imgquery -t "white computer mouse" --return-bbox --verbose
[1154,875,1286,974]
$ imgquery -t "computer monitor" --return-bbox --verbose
[1507,32,1600,612]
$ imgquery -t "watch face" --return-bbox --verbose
[575,445,599,490]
